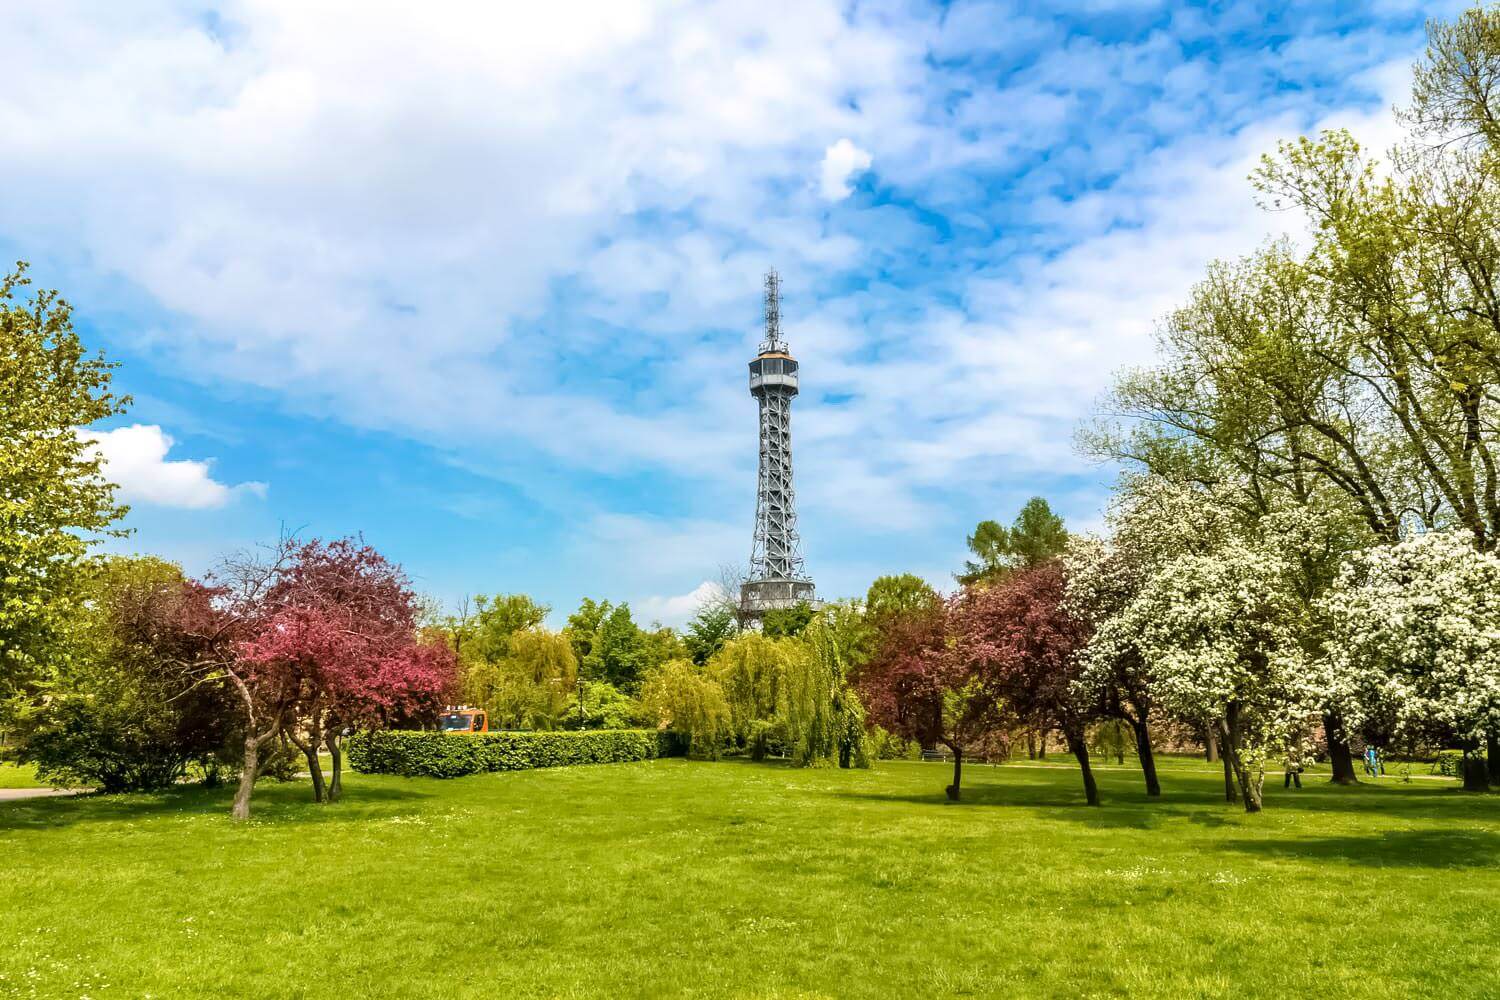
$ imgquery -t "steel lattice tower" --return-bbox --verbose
[741,270,815,617]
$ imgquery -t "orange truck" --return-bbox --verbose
[438,706,489,733]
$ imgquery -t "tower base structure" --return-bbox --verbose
[739,578,817,617]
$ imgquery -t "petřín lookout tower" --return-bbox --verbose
[740,269,816,618]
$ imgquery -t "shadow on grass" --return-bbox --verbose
[1218,828,1500,869]
[0,780,433,831]
[831,763,1499,829]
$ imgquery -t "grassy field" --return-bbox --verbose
[0,761,55,790]
[1,757,1496,999]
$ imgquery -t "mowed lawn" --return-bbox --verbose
[1,757,1496,999]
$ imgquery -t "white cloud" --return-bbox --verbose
[636,580,727,627]
[818,138,873,200]
[81,424,265,510]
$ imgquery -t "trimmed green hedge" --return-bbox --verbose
[346,729,685,779]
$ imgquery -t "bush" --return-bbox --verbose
[16,556,234,793]
[346,729,684,778]
[868,726,922,761]
[1432,749,1465,777]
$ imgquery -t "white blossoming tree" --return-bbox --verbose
[1321,530,1500,791]
[1100,540,1315,812]
[1069,476,1244,798]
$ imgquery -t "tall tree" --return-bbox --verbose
[800,601,875,768]
[684,602,737,665]
[709,633,795,761]
[565,598,649,694]
[1101,539,1312,812]
[859,598,1003,800]
[463,628,578,731]
[957,497,1068,586]
[952,561,1103,805]
[865,574,941,628]
[640,658,731,759]
[1321,530,1500,791]
[0,263,127,712]
[762,600,815,639]
[201,537,455,819]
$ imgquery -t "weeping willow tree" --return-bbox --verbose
[704,608,879,767]
[710,633,792,760]
[799,602,874,768]
[780,639,837,766]
[640,658,731,758]
[462,628,577,730]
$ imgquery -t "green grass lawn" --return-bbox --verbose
[1,758,1495,999]
[0,760,52,789]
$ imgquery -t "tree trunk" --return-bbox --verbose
[1488,732,1500,786]
[1037,730,1047,759]
[1237,764,1265,812]
[232,734,259,822]
[1205,726,1218,763]
[946,745,963,801]
[325,731,343,802]
[1026,729,1036,760]
[1462,749,1490,792]
[1220,745,1238,803]
[1219,711,1261,813]
[1066,728,1099,806]
[1131,718,1161,797]
[288,728,326,803]
[1324,713,1359,785]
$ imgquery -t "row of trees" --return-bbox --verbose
[11,540,457,819]
[849,9,1500,810]
[1086,8,1500,802]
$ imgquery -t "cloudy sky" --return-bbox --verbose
[0,0,1459,624]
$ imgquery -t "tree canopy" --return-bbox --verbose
[957,497,1068,586]
[0,263,127,711]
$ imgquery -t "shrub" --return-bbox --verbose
[17,557,234,793]
[346,728,683,778]
[1432,749,1465,777]
[868,725,922,761]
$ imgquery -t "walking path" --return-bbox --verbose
[0,787,87,802]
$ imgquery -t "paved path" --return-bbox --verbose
[0,787,87,802]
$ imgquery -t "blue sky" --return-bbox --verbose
[0,0,1459,624]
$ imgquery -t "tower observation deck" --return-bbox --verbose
[741,270,816,617]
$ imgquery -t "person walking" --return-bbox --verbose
[1283,761,1302,789]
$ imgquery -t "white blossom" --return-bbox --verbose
[1320,530,1500,747]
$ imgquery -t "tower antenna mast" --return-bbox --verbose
[741,268,815,619]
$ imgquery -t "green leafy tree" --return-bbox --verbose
[799,601,874,768]
[565,599,648,689]
[685,602,737,665]
[710,633,794,760]
[640,658,731,758]
[762,600,815,639]
[1,263,127,712]
[865,574,941,630]
[469,594,549,661]
[439,593,559,728]
[17,557,233,792]
[640,623,688,675]
[559,680,642,730]
[957,497,1068,586]
[464,628,578,731]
